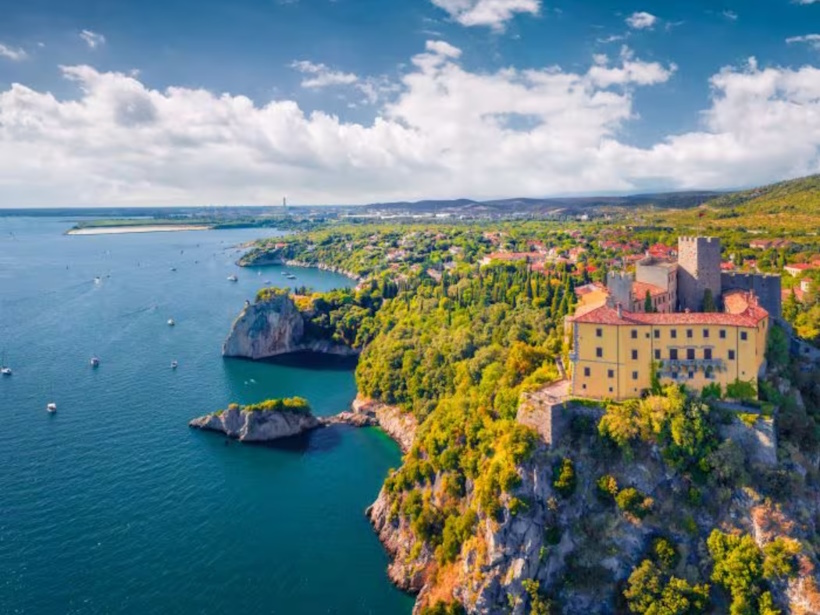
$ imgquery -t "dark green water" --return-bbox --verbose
[0,218,413,614]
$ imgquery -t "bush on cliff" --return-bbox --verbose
[242,397,312,414]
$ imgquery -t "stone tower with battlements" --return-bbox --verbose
[677,236,722,312]
[607,271,633,310]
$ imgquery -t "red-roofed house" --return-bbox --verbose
[784,263,816,277]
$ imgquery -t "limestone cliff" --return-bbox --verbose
[352,395,417,453]
[222,292,357,360]
[365,393,820,615]
[189,405,321,442]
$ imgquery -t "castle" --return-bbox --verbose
[568,236,779,401]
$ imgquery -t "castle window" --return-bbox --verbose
[596,347,603,358]
[704,348,713,360]
[720,329,726,339]
[670,349,679,360]
[631,329,638,339]
[596,328,603,338]
[688,371,695,379]
[654,349,661,360]
[728,350,736,360]
[654,330,660,339]
[703,329,710,338]
[741,331,748,341]
[584,367,590,377]
[687,348,695,361]
[671,329,677,339]
[631,350,638,360]
[607,369,614,378]
[632,371,639,380]
[686,329,693,339]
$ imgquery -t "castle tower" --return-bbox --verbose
[607,271,633,310]
[677,237,721,312]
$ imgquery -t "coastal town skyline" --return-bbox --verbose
[1,0,820,207]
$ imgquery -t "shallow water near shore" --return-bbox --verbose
[0,218,413,614]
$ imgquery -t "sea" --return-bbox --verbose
[0,217,414,615]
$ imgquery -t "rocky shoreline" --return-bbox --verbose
[189,394,414,448]
[222,291,358,360]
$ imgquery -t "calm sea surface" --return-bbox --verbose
[0,218,413,615]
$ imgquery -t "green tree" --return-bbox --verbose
[703,289,716,313]
[553,458,577,498]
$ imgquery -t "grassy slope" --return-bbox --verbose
[650,174,820,235]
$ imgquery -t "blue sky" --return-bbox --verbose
[0,0,819,206]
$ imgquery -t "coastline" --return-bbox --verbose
[67,224,213,235]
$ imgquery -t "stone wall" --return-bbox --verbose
[607,271,633,310]
[678,236,722,312]
[722,272,783,321]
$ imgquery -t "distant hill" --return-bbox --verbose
[703,174,820,215]
[653,174,820,234]
[365,191,721,216]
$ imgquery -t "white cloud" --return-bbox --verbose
[0,43,27,61]
[80,30,106,49]
[723,10,738,21]
[430,0,540,31]
[290,60,359,88]
[1,44,820,206]
[625,11,657,30]
[794,0,820,4]
[787,34,820,50]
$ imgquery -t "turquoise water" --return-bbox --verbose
[0,218,413,614]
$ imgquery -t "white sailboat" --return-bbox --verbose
[1,351,11,376]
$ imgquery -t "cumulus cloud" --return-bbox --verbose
[0,43,820,206]
[290,60,359,88]
[625,11,657,30]
[80,30,106,49]
[430,0,540,30]
[0,43,27,61]
[787,34,820,50]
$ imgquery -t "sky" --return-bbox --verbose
[0,0,820,207]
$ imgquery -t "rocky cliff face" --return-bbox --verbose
[190,406,321,442]
[352,395,417,453]
[222,292,357,360]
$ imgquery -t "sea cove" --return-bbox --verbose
[0,217,413,614]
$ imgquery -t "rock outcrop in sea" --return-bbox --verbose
[222,291,357,360]
[189,404,321,442]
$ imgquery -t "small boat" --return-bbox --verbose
[47,403,57,413]
[280,272,288,276]
[90,357,100,368]
[227,275,238,282]
[286,274,297,280]
[170,267,177,272]
[1,366,11,376]
[171,361,179,370]
[94,276,102,284]
[167,319,175,327]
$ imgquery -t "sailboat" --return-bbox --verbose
[47,402,57,413]
[1,351,12,376]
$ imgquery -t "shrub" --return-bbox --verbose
[762,537,801,579]
[596,474,619,501]
[616,487,654,519]
[419,601,466,615]
[553,458,577,498]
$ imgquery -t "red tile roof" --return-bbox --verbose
[632,281,667,299]
[571,302,768,328]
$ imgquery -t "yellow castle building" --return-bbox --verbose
[568,290,769,400]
